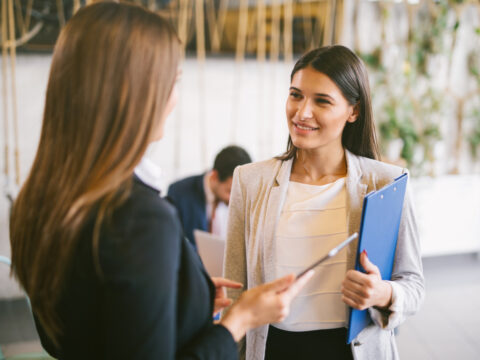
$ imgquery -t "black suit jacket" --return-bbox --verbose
[34,176,237,359]
[167,174,208,247]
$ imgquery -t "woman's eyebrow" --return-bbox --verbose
[290,87,334,100]
[314,93,334,101]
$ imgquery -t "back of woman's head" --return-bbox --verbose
[281,45,379,160]
[10,1,180,345]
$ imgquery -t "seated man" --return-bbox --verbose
[167,145,251,247]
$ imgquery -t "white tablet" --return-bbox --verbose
[194,229,225,277]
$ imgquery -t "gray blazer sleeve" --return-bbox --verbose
[223,166,247,357]
[369,173,425,330]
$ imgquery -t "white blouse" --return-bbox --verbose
[273,177,349,332]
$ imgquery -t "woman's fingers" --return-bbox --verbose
[359,250,380,276]
[264,273,296,293]
[214,298,232,309]
[342,294,365,310]
[211,277,243,289]
[342,277,370,298]
[342,287,368,310]
[283,270,315,299]
[345,269,371,286]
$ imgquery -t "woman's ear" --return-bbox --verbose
[347,103,360,123]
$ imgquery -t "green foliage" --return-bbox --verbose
[358,0,478,174]
[466,38,480,159]
[360,49,383,71]
[468,110,480,159]
[359,0,480,172]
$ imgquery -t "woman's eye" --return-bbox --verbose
[315,98,330,105]
[290,92,302,99]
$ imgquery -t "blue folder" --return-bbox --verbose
[346,173,409,344]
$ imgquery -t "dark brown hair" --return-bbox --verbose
[10,1,180,345]
[278,45,380,161]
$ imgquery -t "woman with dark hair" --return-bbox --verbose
[9,2,313,359]
[224,45,424,360]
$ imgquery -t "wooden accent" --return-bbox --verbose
[236,0,248,62]
[195,0,206,61]
[283,0,293,62]
[256,0,266,62]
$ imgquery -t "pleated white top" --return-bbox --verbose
[273,177,348,332]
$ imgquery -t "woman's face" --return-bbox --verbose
[286,66,358,152]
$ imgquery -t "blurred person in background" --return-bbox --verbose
[168,145,251,247]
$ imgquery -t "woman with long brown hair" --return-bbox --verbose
[224,46,425,359]
[9,2,313,359]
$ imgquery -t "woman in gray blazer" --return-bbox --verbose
[224,46,424,360]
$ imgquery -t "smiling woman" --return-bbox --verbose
[279,46,379,165]
[224,45,424,360]
[287,68,357,160]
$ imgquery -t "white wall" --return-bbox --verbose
[0,54,294,298]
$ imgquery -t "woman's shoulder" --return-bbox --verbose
[105,178,181,242]
[350,152,407,187]
[235,157,283,178]
[130,178,177,218]
[99,179,183,277]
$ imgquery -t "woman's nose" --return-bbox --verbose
[298,99,313,120]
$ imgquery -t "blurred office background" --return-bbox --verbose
[0,0,479,358]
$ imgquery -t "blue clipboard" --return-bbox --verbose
[346,173,408,344]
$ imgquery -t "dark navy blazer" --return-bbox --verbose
[167,174,208,248]
[33,176,237,359]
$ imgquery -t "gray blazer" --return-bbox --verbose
[224,150,425,360]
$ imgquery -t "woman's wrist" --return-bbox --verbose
[375,280,393,309]
[220,304,251,342]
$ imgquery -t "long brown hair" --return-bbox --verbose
[278,45,380,161]
[10,1,180,345]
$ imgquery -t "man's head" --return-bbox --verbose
[210,145,252,204]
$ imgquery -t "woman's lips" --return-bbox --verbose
[293,122,319,133]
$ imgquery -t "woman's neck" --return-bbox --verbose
[291,145,347,185]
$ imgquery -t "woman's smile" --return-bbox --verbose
[293,121,320,134]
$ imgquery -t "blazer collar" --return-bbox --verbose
[345,149,368,269]
[274,157,294,187]
[263,158,293,283]
[345,149,363,184]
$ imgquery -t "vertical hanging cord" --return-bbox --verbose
[235,0,248,62]
[56,0,66,28]
[1,0,9,190]
[73,0,81,15]
[283,0,293,63]
[14,0,25,37]
[173,0,190,177]
[256,1,266,159]
[231,0,248,143]
[256,0,266,62]
[195,0,206,61]
[24,0,34,32]
[270,0,280,62]
[195,0,207,168]
[7,0,20,186]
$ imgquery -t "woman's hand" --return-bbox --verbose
[211,277,243,316]
[220,271,314,342]
[341,250,392,310]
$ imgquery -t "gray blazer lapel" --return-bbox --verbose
[345,150,368,270]
[262,158,293,283]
